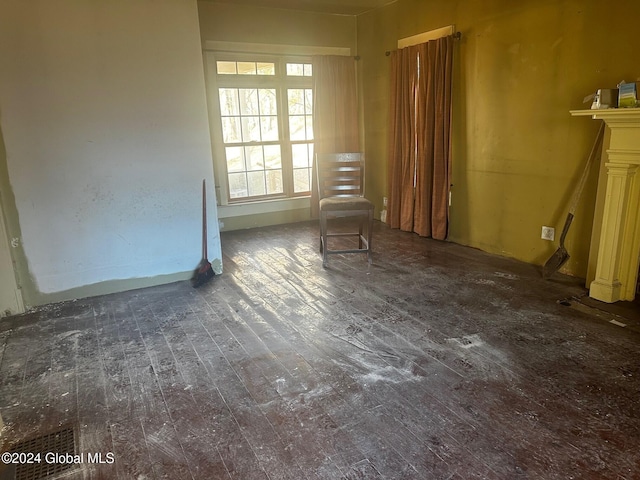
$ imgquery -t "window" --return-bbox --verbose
[212,55,314,203]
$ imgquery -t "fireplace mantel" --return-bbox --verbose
[571,108,640,303]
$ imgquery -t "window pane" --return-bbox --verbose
[288,89,305,115]
[289,116,313,141]
[268,146,280,163]
[257,62,275,75]
[225,146,245,172]
[245,145,264,171]
[264,145,282,169]
[228,173,248,198]
[286,63,304,76]
[239,89,259,115]
[266,169,284,194]
[221,117,242,143]
[217,61,237,75]
[237,62,257,75]
[241,116,261,142]
[289,116,306,141]
[260,116,279,141]
[292,143,310,168]
[304,64,312,76]
[247,171,266,196]
[219,89,239,116]
[293,168,311,193]
[258,89,277,115]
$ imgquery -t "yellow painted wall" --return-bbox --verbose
[358,0,640,278]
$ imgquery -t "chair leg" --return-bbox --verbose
[320,212,328,268]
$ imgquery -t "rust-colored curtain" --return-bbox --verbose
[311,55,359,217]
[388,35,454,240]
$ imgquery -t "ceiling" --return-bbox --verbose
[200,0,396,16]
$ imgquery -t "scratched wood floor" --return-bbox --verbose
[1,220,639,479]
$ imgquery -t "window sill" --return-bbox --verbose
[217,196,310,219]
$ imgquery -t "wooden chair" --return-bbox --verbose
[316,152,374,268]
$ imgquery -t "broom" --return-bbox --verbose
[191,179,215,288]
[542,123,604,279]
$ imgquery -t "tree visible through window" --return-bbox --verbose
[214,57,313,202]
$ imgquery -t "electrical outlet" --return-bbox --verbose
[541,226,555,241]
[383,196,388,207]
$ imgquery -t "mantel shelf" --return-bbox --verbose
[571,108,640,121]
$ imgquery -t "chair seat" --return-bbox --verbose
[319,197,374,212]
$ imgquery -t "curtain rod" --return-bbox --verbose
[211,50,362,61]
[384,31,461,56]
[207,49,319,58]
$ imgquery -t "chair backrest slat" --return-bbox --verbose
[316,153,365,200]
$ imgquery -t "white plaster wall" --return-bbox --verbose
[0,0,221,294]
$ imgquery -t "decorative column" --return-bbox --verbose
[590,163,637,301]
[571,108,640,303]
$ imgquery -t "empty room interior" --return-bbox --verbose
[1,0,640,478]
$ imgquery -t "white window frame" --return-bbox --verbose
[214,53,313,202]
[203,42,351,219]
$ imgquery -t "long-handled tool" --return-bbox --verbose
[191,179,215,287]
[543,123,604,279]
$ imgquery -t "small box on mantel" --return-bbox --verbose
[618,81,640,108]
[591,88,618,109]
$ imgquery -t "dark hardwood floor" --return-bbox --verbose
[1,220,639,479]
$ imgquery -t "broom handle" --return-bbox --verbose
[202,180,207,259]
[568,122,604,216]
